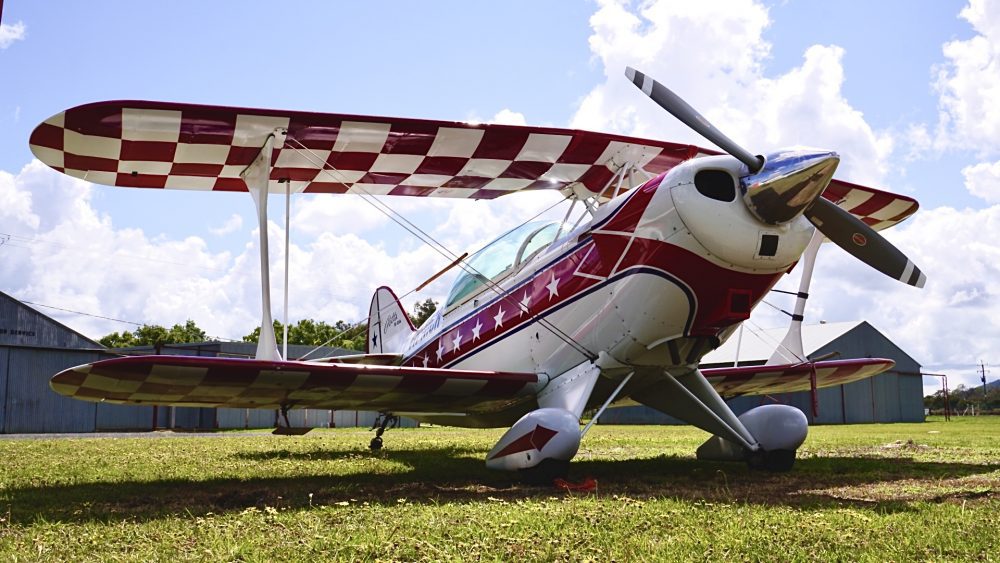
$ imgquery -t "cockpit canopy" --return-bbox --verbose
[444,220,563,309]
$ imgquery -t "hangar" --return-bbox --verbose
[0,290,414,432]
[601,321,925,425]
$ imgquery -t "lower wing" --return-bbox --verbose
[50,355,540,414]
[702,358,895,397]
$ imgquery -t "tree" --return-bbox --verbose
[99,320,209,348]
[243,319,368,351]
[410,299,438,327]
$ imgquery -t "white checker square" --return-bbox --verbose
[867,198,915,221]
[232,114,292,148]
[428,127,485,158]
[31,146,64,168]
[118,160,172,175]
[148,365,207,385]
[333,121,390,153]
[430,187,478,198]
[371,153,424,174]
[401,174,451,187]
[80,170,118,185]
[175,143,230,164]
[221,164,246,178]
[540,163,590,182]
[457,158,511,178]
[165,175,217,190]
[45,112,65,128]
[516,133,572,163]
[275,148,331,169]
[252,370,311,388]
[352,373,405,393]
[319,169,366,184]
[482,178,532,191]
[64,129,122,159]
[433,378,487,396]
[349,184,395,196]
[837,189,874,211]
[596,141,635,167]
[122,108,182,142]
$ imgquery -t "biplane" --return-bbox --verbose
[31,68,923,482]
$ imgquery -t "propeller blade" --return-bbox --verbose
[806,197,926,288]
[625,66,764,173]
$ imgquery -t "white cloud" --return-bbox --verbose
[208,213,243,236]
[489,109,527,126]
[932,0,1000,154]
[962,160,1000,202]
[0,21,25,49]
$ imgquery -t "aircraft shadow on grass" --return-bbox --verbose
[4,447,998,525]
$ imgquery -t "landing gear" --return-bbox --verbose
[369,412,399,451]
[746,449,797,472]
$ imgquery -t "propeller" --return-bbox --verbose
[624,66,926,288]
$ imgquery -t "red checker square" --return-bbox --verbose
[646,147,693,174]
[272,167,320,182]
[525,179,568,191]
[359,172,409,185]
[477,379,528,397]
[29,123,64,150]
[170,163,224,176]
[849,192,895,217]
[861,217,880,226]
[469,189,507,200]
[304,181,350,194]
[121,140,177,162]
[225,146,261,166]
[179,108,237,145]
[116,173,167,188]
[327,151,378,171]
[473,128,530,160]
[65,154,119,173]
[577,165,615,191]
[500,160,552,179]
[414,156,467,176]
[390,185,437,196]
[383,122,438,154]
[443,175,492,189]
[64,105,123,139]
[558,136,610,164]
[286,118,340,150]
[213,177,247,191]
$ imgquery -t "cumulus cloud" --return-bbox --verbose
[962,160,1000,202]
[0,21,26,49]
[208,213,243,236]
[489,109,528,126]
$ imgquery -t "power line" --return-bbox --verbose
[20,300,144,326]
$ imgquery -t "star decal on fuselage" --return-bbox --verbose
[518,291,531,317]
[471,319,483,341]
[451,330,462,352]
[436,340,445,361]
[493,306,505,329]
[546,273,560,299]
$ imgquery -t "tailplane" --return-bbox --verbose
[367,286,416,354]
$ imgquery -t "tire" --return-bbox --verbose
[747,449,796,472]
[369,436,383,451]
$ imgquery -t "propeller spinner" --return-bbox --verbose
[624,66,926,288]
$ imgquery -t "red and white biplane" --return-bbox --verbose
[31,68,923,481]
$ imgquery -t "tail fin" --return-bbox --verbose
[367,286,416,354]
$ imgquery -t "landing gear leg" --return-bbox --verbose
[369,413,399,451]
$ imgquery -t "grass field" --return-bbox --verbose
[0,416,997,561]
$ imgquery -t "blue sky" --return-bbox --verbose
[2,0,998,394]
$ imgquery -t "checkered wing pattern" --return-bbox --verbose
[50,355,540,413]
[702,358,895,397]
[29,100,701,199]
[823,179,918,231]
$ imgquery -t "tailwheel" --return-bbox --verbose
[747,449,797,472]
[368,412,399,451]
[518,458,570,486]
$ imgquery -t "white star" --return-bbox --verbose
[518,291,531,316]
[546,273,560,299]
[493,306,505,329]
[436,340,445,361]
[471,319,483,341]
[421,354,429,368]
[451,330,463,351]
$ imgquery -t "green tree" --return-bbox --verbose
[100,319,209,348]
[410,299,438,327]
[243,319,368,351]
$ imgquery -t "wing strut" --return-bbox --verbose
[241,131,286,360]
[767,229,823,365]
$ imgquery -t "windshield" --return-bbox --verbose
[444,221,562,309]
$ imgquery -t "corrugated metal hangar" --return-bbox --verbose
[601,321,925,424]
[0,290,415,433]
[2,289,923,433]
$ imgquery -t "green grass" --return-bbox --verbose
[0,416,997,561]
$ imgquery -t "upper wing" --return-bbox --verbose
[29,100,700,200]
[823,179,918,231]
[702,358,895,397]
[50,355,540,413]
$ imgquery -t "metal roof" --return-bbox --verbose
[703,321,866,366]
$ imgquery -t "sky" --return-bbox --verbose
[1,0,997,396]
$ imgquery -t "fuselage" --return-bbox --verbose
[396,154,817,424]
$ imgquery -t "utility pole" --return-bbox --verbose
[980,361,989,408]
